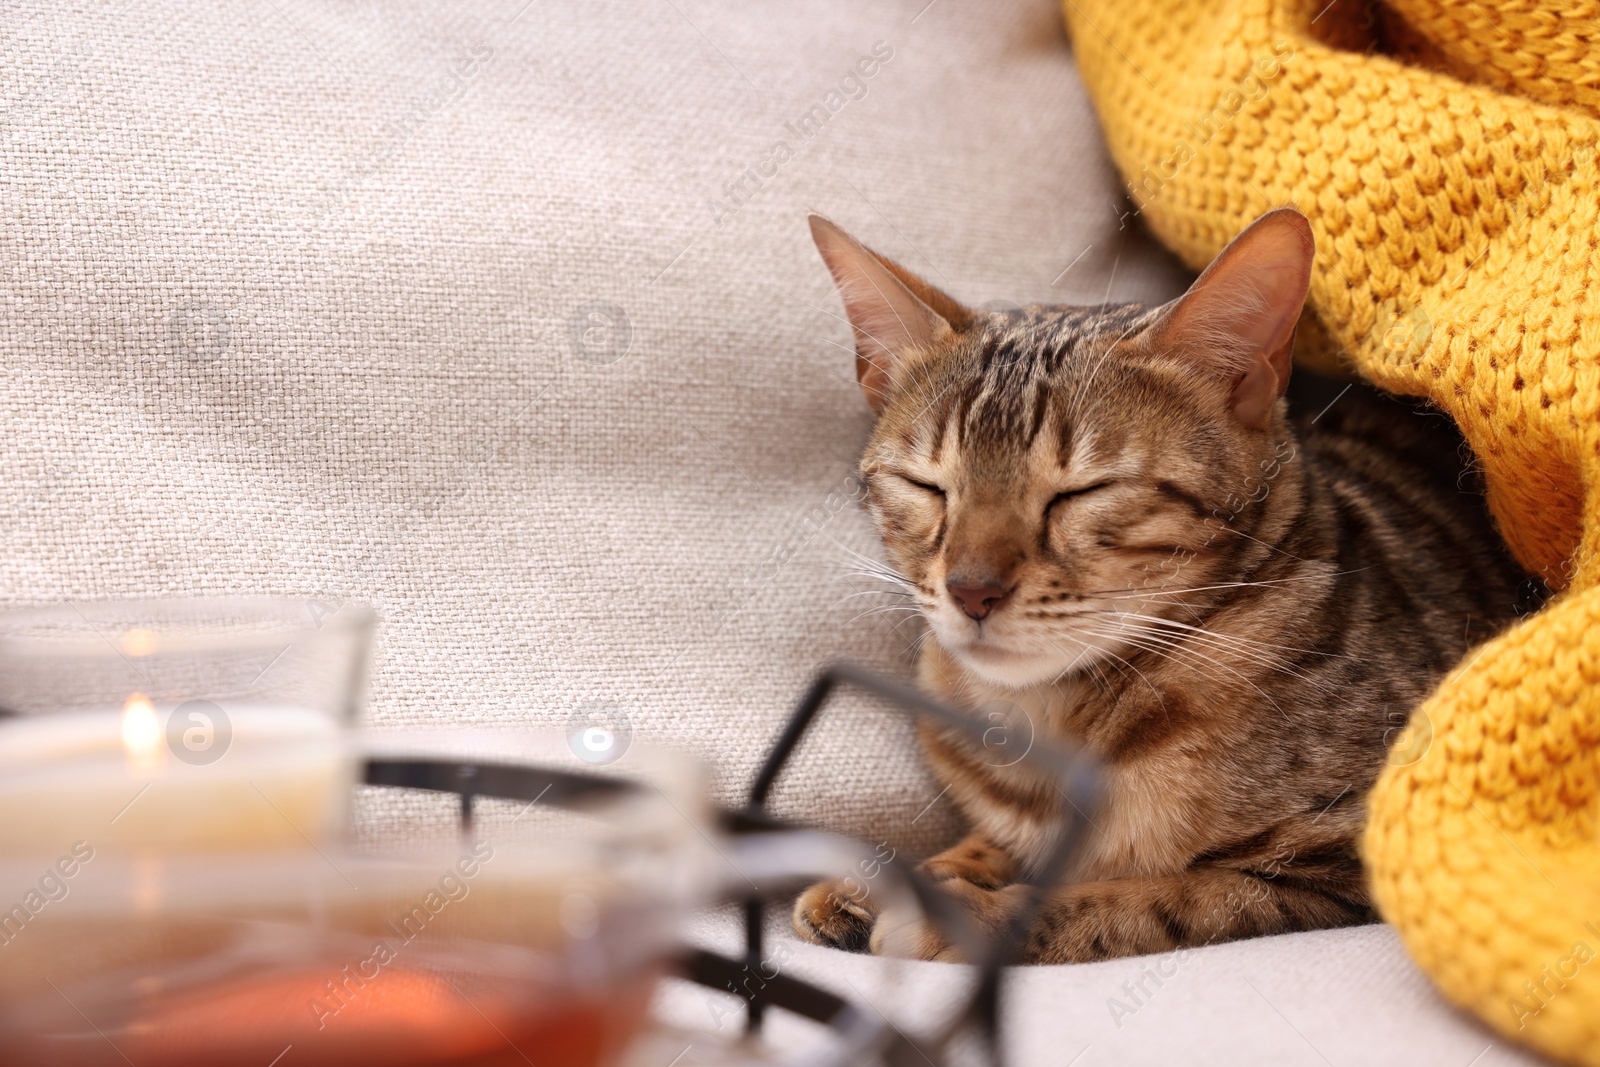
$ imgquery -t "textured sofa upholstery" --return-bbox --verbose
[0,1,1545,1063]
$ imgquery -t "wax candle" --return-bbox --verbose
[0,694,350,853]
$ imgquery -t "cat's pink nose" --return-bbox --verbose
[947,578,1012,621]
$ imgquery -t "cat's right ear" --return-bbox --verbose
[1151,207,1314,430]
[809,213,970,413]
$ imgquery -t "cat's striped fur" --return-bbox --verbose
[793,209,1530,963]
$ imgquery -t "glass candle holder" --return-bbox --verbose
[0,597,376,853]
[0,733,711,1067]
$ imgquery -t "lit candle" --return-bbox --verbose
[0,693,351,853]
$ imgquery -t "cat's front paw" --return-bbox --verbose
[792,879,877,952]
[869,903,966,962]
[871,881,1031,963]
[918,836,1015,889]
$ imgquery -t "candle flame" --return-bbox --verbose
[121,693,164,775]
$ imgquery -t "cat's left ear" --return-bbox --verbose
[809,213,973,414]
[1153,207,1314,430]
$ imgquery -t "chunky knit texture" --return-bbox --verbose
[1062,0,1600,1062]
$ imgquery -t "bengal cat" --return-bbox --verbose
[792,208,1530,963]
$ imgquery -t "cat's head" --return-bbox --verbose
[812,209,1314,689]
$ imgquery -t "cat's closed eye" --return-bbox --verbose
[891,473,946,499]
[1046,482,1114,515]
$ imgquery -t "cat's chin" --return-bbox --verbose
[946,639,1074,690]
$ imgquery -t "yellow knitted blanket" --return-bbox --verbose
[1061,0,1600,1060]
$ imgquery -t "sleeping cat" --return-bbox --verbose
[792,207,1529,963]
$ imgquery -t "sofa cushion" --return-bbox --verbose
[0,0,1188,846]
[650,914,1545,1066]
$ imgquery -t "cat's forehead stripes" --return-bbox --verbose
[879,301,1186,486]
[934,302,1163,465]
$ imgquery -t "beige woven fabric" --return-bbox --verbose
[649,913,1543,1066]
[0,0,1190,845]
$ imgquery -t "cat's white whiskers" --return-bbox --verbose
[1112,620,1337,711]
[1083,659,1116,696]
[829,539,902,574]
[1055,632,1163,700]
[1080,627,1293,724]
[850,574,916,594]
[1030,593,1211,612]
[1095,618,1322,688]
[835,587,914,606]
[1074,620,1293,721]
[850,603,924,625]
[1094,609,1331,661]
[824,536,919,592]
[1073,624,1234,691]
[842,574,916,594]
[1086,568,1372,600]
[905,626,937,658]
[1205,524,1313,563]
[1088,610,1344,694]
